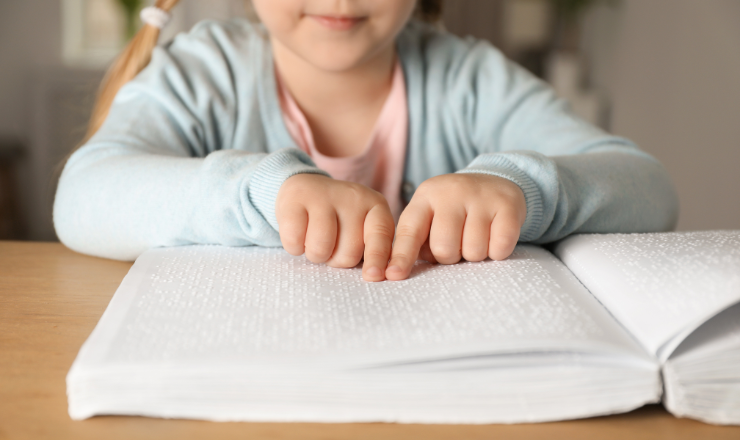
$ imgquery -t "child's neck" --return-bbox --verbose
[271,40,396,158]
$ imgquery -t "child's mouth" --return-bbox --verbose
[309,14,367,31]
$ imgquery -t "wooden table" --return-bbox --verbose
[2,241,739,440]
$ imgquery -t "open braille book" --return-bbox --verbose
[67,231,740,425]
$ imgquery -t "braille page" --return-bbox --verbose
[554,231,740,361]
[667,301,740,363]
[663,302,740,425]
[73,244,647,372]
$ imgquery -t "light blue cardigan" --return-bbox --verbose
[54,19,678,260]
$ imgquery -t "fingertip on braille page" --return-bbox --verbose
[385,265,406,281]
[364,266,383,281]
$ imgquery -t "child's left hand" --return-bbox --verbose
[385,173,526,281]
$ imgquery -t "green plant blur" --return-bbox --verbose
[551,0,617,21]
[116,0,144,41]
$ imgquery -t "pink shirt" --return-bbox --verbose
[275,61,408,221]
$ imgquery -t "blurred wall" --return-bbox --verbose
[0,1,61,138]
[0,1,63,240]
[585,0,740,230]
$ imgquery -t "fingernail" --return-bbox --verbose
[387,265,402,274]
[366,266,382,278]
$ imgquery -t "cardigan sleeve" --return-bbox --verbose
[450,38,679,243]
[53,20,328,260]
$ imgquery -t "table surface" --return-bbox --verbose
[2,241,739,440]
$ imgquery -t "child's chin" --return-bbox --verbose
[302,44,383,73]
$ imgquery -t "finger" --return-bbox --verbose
[326,210,365,269]
[428,206,465,265]
[277,204,308,256]
[488,210,521,261]
[304,206,338,264]
[461,209,492,262]
[362,204,395,282]
[418,238,437,264]
[386,202,433,281]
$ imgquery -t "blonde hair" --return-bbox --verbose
[80,0,443,145]
[82,0,181,145]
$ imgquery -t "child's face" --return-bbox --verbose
[252,0,417,72]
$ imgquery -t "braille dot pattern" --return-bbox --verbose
[107,245,609,363]
[556,231,740,356]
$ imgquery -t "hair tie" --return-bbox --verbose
[140,6,172,29]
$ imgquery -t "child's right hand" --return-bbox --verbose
[276,174,395,282]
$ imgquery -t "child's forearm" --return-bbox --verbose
[54,145,326,260]
[540,149,679,241]
[453,43,678,241]
[461,148,679,244]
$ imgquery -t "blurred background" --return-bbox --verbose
[0,0,738,242]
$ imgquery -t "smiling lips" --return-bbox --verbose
[309,15,367,30]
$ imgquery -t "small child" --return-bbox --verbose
[54,0,678,282]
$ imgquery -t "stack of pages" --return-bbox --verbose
[67,231,740,424]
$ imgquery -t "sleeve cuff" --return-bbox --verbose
[457,154,544,242]
[248,148,330,231]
